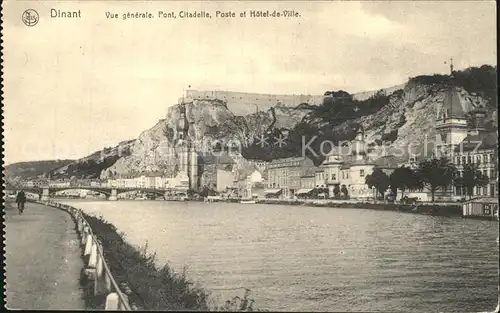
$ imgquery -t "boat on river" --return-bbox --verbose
[240,199,256,204]
[205,196,222,203]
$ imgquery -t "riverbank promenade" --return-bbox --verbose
[4,201,85,310]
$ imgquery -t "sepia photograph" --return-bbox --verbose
[2,0,499,311]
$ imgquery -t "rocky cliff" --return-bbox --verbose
[34,65,496,181]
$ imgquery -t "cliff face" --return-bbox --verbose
[98,98,312,179]
[38,66,496,180]
[355,82,488,161]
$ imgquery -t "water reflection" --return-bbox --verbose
[61,200,498,312]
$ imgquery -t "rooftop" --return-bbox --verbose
[199,152,236,165]
[455,131,498,152]
[439,86,467,119]
[300,166,317,177]
[373,155,401,169]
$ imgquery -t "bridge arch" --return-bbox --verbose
[49,187,112,197]
[115,189,166,197]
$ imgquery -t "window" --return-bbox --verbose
[456,157,461,165]
[332,173,336,180]
[484,154,489,163]
[476,155,482,164]
[360,169,365,177]
[467,156,472,164]
[489,153,494,163]
[455,186,462,196]
[483,170,488,178]
[462,156,466,164]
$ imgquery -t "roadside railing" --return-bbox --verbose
[43,200,132,311]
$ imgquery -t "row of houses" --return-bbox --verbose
[264,127,400,200]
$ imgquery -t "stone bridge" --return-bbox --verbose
[5,186,186,201]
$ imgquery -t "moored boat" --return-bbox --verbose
[240,199,256,204]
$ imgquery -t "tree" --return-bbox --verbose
[454,163,489,199]
[390,166,418,199]
[365,168,390,198]
[333,185,340,197]
[417,157,457,202]
[199,185,216,197]
[340,184,349,198]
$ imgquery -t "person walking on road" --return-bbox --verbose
[16,190,27,215]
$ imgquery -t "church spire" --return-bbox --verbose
[438,57,466,120]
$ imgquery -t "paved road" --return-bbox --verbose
[4,201,85,310]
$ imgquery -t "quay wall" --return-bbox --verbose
[204,197,465,217]
[241,198,464,217]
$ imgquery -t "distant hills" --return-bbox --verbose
[5,160,74,181]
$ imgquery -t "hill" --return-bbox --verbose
[5,159,74,182]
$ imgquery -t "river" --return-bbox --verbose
[60,200,498,312]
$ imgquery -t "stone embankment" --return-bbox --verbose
[255,198,463,217]
[44,201,133,310]
[44,201,212,311]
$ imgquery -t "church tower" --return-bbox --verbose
[187,101,199,191]
[176,102,191,189]
[435,59,468,158]
[175,99,198,191]
[353,126,366,161]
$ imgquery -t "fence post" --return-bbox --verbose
[94,243,108,295]
[88,240,98,268]
[84,239,97,282]
[81,226,89,246]
[105,293,120,310]
[104,272,112,293]
[77,216,83,234]
[84,233,93,256]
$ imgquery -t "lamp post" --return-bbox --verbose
[372,186,376,202]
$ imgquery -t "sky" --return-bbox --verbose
[3,0,497,164]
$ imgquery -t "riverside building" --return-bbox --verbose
[433,63,498,199]
[453,106,498,198]
[266,156,315,199]
[320,126,378,199]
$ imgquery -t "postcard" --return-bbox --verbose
[2,1,498,312]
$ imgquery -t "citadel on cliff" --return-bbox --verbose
[179,89,324,116]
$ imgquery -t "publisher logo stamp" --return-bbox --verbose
[22,9,39,27]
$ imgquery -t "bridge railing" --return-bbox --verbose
[44,200,132,311]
